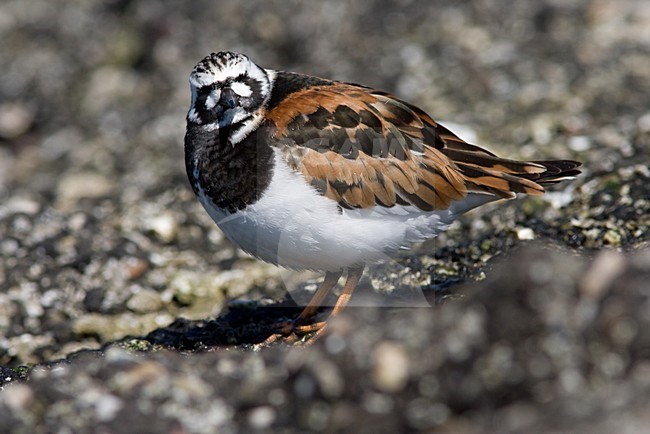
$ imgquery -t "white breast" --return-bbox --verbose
[197,149,480,271]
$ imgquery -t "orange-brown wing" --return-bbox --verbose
[267,83,560,211]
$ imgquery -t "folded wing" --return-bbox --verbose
[267,82,581,211]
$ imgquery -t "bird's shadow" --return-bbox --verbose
[144,280,459,350]
[145,297,305,350]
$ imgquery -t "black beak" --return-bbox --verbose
[218,87,237,110]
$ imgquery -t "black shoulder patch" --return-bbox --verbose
[267,72,333,110]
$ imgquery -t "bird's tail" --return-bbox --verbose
[441,144,581,199]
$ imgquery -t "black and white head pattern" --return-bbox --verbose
[187,51,274,142]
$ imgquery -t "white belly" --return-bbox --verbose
[197,150,474,271]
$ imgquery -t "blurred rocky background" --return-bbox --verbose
[0,0,648,432]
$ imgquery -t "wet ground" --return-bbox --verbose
[1,0,648,432]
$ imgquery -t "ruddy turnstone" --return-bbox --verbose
[184,51,581,343]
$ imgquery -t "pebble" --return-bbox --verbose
[126,288,164,313]
[580,250,626,298]
[372,342,410,393]
[57,172,115,203]
[0,103,34,138]
[637,112,650,132]
[94,393,124,421]
[248,406,276,429]
[145,212,178,243]
[568,135,592,152]
[4,196,41,215]
[112,360,169,391]
[2,383,34,410]
[123,257,149,280]
[516,227,535,241]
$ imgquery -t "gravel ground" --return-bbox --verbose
[1,0,649,432]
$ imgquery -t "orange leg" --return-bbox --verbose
[259,270,342,345]
[258,267,364,346]
[307,266,364,343]
[295,270,343,324]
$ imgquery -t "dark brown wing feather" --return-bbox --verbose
[266,82,581,211]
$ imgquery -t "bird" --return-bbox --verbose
[183,51,581,344]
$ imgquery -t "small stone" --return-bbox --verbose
[5,196,41,215]
[638,112,650,132]
[67,212,87,231]
[57,172,115,203]
[568,135,591,152]
[0,238,19,255]
[516,227,535,241]
[95,393,123,421]
[104,346,137,363]
[580,250,626,298]
[372,341,410,393]
[146,212,178,243]
[126,288,163,313]
[113,360,169,391]
[2,383,34,410]
[83,288,106,312]
[124,257,149,280]
[0,103,34,138]
[248,406,276,429]
[603,229,622,246]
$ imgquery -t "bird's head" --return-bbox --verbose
[187,51,272,130]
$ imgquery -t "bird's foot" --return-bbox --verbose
[255,320,326,348]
